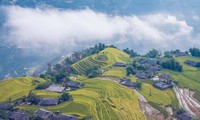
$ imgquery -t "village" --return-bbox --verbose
[0,48,199,120]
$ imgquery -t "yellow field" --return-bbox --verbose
[0,77,45,102]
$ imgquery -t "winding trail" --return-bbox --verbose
[173,86,200,117]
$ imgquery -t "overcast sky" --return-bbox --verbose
[1,1,200,54]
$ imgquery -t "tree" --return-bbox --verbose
[177,108,186,115]
[189,48,200,57]
[26,92,41,104]
[161,58,182,72]
[126,66,136,76]
[123,48,139,57]
[145,49,161,58]
[59,93,72,102]
[0,110,9,120]
[135,80,142,89]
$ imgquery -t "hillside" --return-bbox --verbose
[72,47,130,75]
[18,76,146,120]
[0,77,45,102]
[161,56,200,101]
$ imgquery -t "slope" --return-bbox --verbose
[0,77,45,102]
[19,76,146,120]
[72,47,130,75]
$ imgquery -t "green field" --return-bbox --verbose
[19,77,146,120]
[72,48,131,75]
[160,56,200,101]
[0,77,45,102]
[102,67,127,79]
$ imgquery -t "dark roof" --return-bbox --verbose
[159,74,171,80]
[0,103,11,110]
[35,109,78,120]
[184,60,197,67]
[120,79,136,87]
[153,82,173,90]
[177,113,192,120]
[51,114,78,120]
[68,81,83,88]
[9,111,29,120]
[175,51,187,57]
[113,62,127,67]
[38,98,59,106]
[136,73,147,79]
[35,108,53,119]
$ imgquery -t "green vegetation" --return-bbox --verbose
[161,58,182,72]
[0,77,45,102]
[103,67,126,79]
[138,82,179,108]
[19,77,145,120]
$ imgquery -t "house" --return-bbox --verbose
[35,109,78,120]
[67,81,84,88]
[38,98,59,106]
[113,62,127,67]
[9,111,29,120]
[0,102,11,110]
[46,85,65,93]
[175,51,187,57]
[136,72,148,79]
[176,113,192,120]
[35,108,54,119]
[184,60,197,67]
[149,65,160,74]
[153,82,173,90]
[159,74,172,84]
[120,78,136,87]
[51,114,78,120]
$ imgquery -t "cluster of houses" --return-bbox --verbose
[0,104,78,120]
[135,58,161,79]
[0,80,84,120]
[152,74,173,90]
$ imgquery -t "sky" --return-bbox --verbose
[1,0,200,54]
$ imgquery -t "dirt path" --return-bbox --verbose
[99,76,164,120]
[173,86,200,117]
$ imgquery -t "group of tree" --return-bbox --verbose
[85,66,101,78]
[59,93,72,102]
[189,48,200,57]
[145,49,161,58]
[123,48,139,57]
[161,58,182,72]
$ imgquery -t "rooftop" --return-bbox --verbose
[46,84,65,93]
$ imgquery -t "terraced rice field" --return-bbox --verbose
[72,48,131,75]
[0,77,45,102]
[102,67,127,79]
[19,77,146,120]
[72,56,107,75]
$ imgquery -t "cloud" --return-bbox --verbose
[2,6,196,54]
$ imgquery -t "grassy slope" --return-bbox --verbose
[72,48,131,75]
[0,77,45,102]
[19,76,146,120]
[102,67,127,79]
[161,56,200,101]
[130,77,179,109]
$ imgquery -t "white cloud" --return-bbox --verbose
[2,6,195,54]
